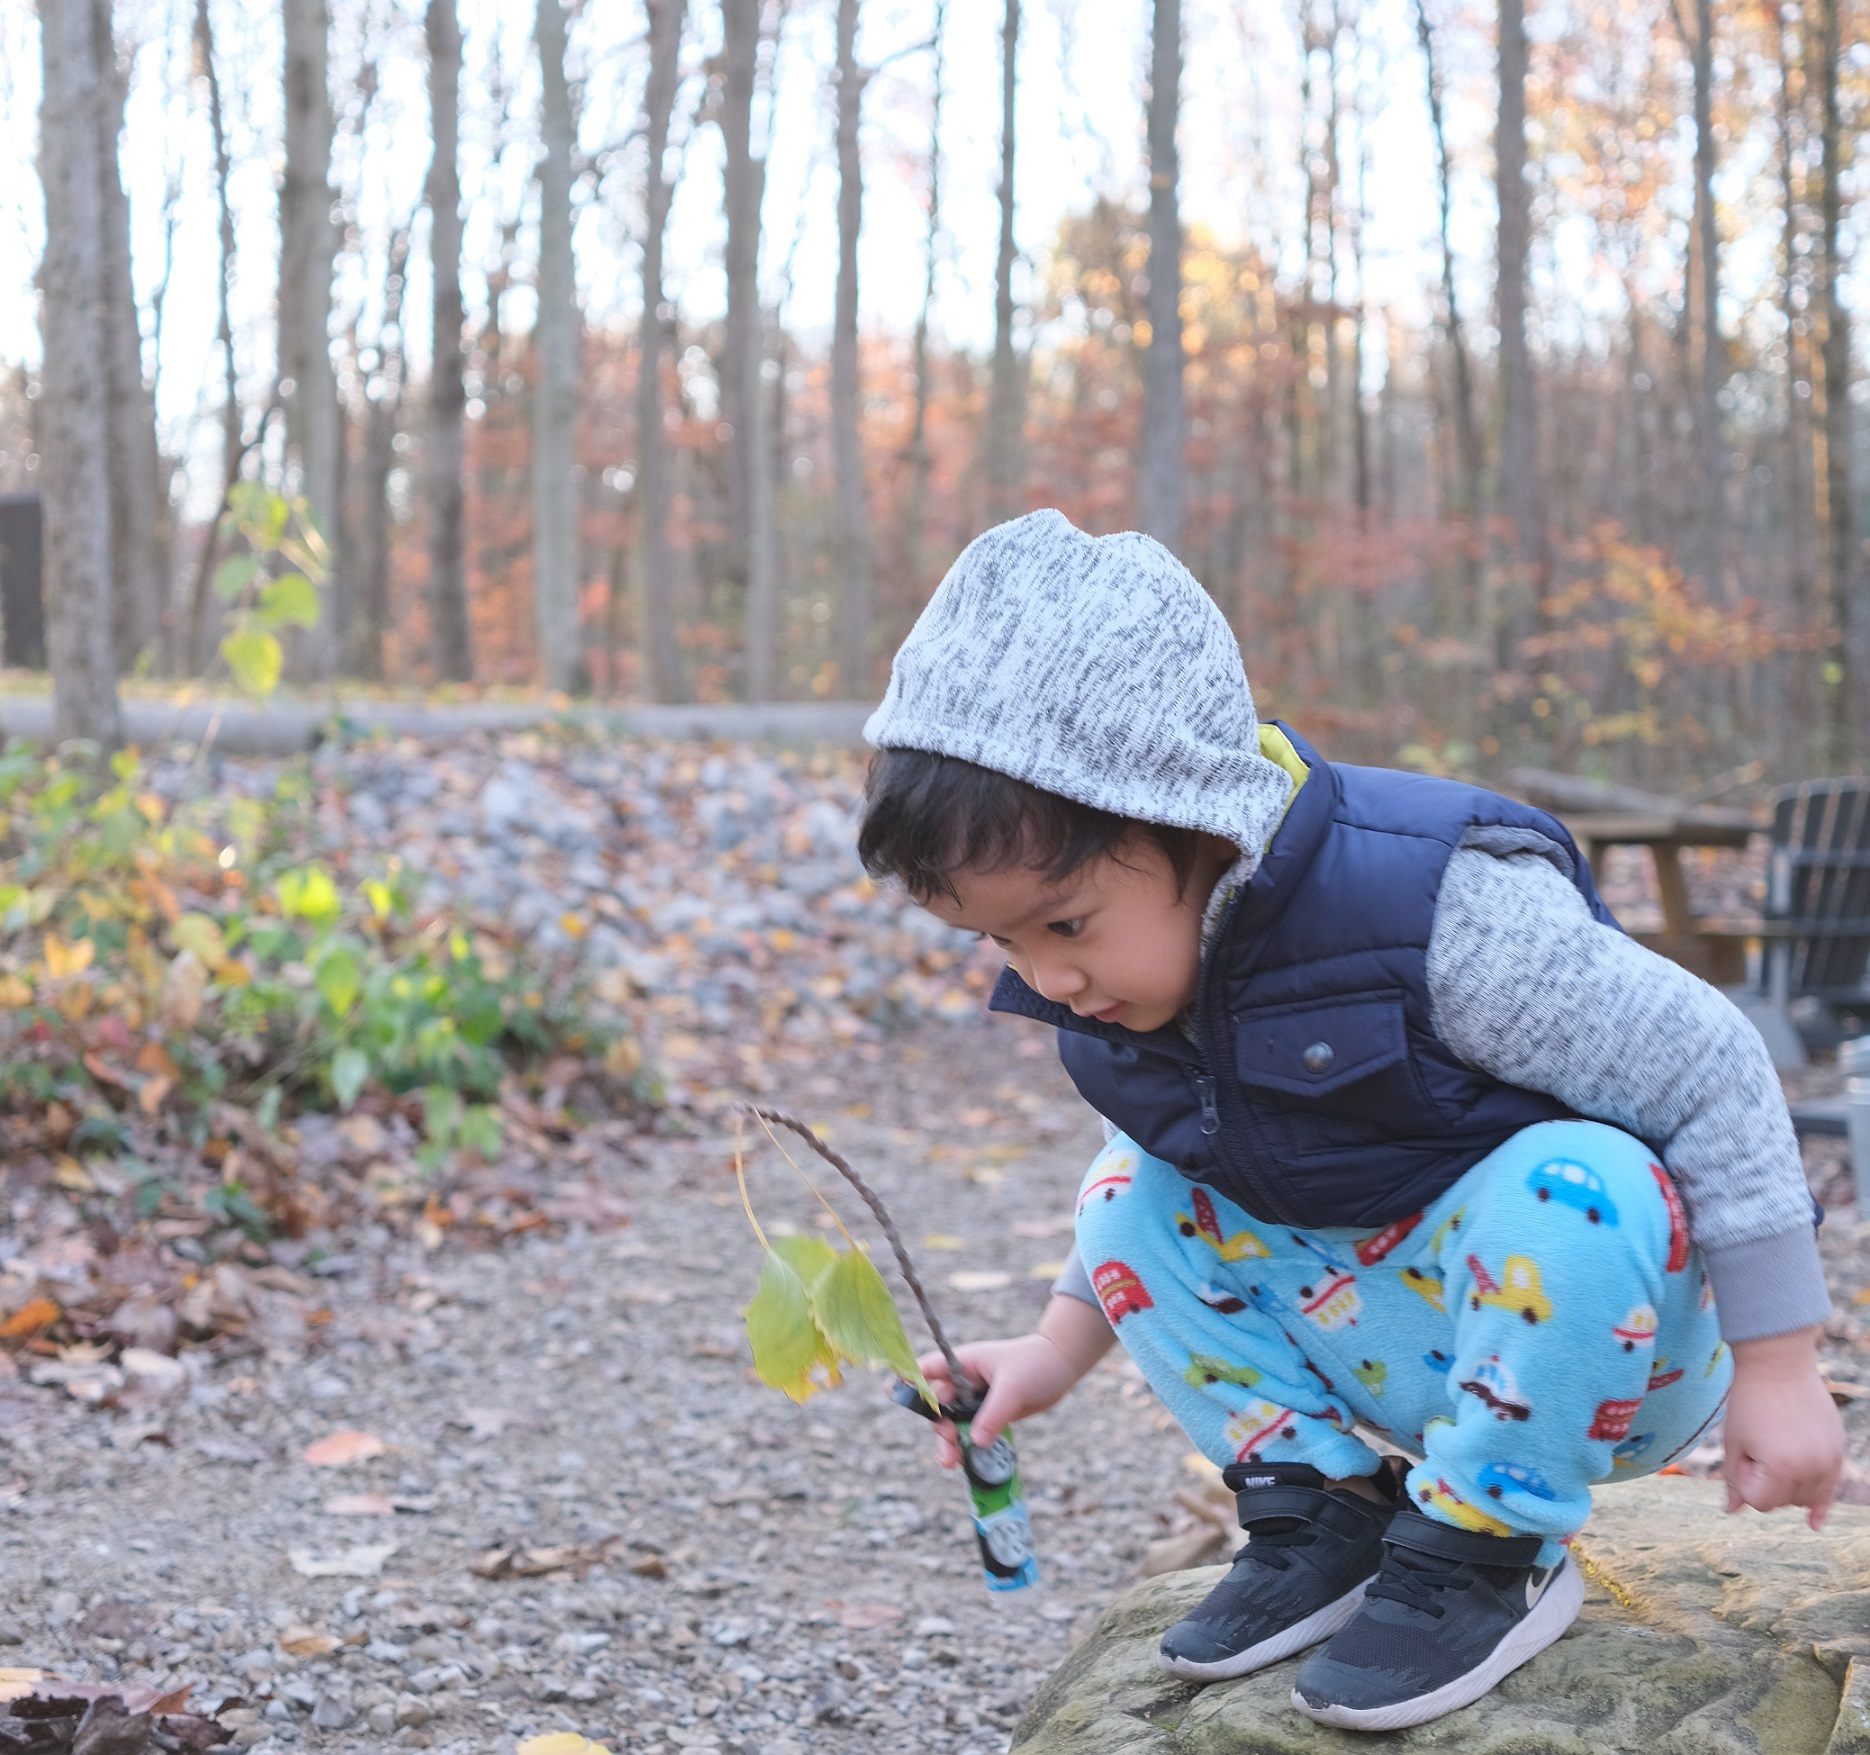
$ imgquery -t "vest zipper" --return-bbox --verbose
[1194,1074,1220,1136]
[1196,894,1291,1225]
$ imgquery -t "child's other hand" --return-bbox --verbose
[1722,1326,1844,1530]
[911,1333,1082,1469]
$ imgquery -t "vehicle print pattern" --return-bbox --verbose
[1073,1118,1732,1569]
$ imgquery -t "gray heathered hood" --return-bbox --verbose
[864,508,1294,863]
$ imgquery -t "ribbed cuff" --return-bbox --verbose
[1702,1226,1833,1343]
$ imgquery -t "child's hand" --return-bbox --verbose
[912,1332,1084,1468]
[1722,1326,1844,1530]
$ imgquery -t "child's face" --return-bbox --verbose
[921,834,1232,1034]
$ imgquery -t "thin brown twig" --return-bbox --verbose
[742,1104,975,1400]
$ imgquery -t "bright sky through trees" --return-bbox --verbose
[0,0,1510,501]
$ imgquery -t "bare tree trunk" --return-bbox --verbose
[1296,0,1323,511]
[356,228,410,683]
[1776,0,1815,730]
[1349,44,1372,517]
[534,0,583,692]
[93,7,165,677]
[1415,0,1483,625]
[1677,0,1726,602]
[1322,1,1345,509]
[38,0,122,749]
[1495,0,1546,630]
[1815,0,1859,752]
[280,0,341,679]
[983,0,1021,524]
[183,0,240,676]
[720,0,778,696]
[720,0,756,588]
[1138,0,1185,550]
[426,0,473,683]
[832,0,873,691]
[903,0,947,593]
[636,0,686,702]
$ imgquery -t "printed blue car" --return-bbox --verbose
[1526,1158,1619,1226]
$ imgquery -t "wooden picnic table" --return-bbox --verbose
[1551,807,1764,985]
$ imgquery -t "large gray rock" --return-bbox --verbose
[1012,1478,1870,1753]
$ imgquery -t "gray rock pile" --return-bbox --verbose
[1011,1476,1870,1753]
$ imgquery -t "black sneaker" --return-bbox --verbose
[1157,1459,1406,1682]
[1290,1507,1585,1730]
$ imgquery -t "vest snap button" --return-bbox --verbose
[1302,1041,1335,1074]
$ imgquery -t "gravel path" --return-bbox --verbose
[3,713,1866,1755]
[4,1017,1866,1755]
[0,1023,1206,1754]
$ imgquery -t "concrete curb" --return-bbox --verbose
[0,696,875,756]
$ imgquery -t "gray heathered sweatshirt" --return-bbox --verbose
[867,508,1831,1346]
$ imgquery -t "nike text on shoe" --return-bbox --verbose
[1156,1458,1406,1683]
[1290,1506,1585,1731]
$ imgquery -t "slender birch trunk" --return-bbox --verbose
[1775,1,1815,729]
[356,227,410,684]
[1138,0,1185,551]
[1414,0,1483,626]
[1496,0,1546,637]
[534,0,583,692]
[984,0,1021,524]
[904,0,947,591]
[38,0,123,749]
[94,7,164,676]
[427,0,473,682]
[832,0,873,690]
[637,0,686,702]
[1815,0,1859,751]
[1678,0,1726,602]
[720,0,777,696]
[181,0,241,675]
[280,0,341,678]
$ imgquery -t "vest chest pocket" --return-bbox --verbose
[1232,992,1444,1144]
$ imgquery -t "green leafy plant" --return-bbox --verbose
[0,743,651,1202]
[738,1107,967,1412]
[212,483,329,698]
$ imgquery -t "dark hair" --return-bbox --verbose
[856,747,1207,904]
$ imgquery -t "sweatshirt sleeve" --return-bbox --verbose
[1052,1111,1117,1308]
[1426,842,1831,1344]
[1053,1248,1099,1307]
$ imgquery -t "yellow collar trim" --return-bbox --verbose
[1257,724,1308,819]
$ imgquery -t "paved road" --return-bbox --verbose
[0,695,874,756]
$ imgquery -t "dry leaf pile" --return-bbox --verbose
[0,1672,235,1752]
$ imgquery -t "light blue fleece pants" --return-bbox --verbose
[1074,1119,1733,1566]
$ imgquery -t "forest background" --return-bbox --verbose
[4,0,1869,784]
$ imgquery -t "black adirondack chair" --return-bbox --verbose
[1757,777,1870,1024]
[1742,779,1870,1165]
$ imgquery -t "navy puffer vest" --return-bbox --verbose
[988,725,1621,1228]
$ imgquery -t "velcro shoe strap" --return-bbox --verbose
[1237,1483,1378,1538]
[1382,1508,1544,1569]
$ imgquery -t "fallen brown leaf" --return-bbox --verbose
[0,1297,60,1343]
[288,1541,398,1579]
[448,1406,530,1440]
[322,1492,395,1518]
[303,1430,387,1468]
[470,1538,617,1580]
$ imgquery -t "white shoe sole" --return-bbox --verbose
[1157,1578,1373,1683]
[1289,1556,1586,1731]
